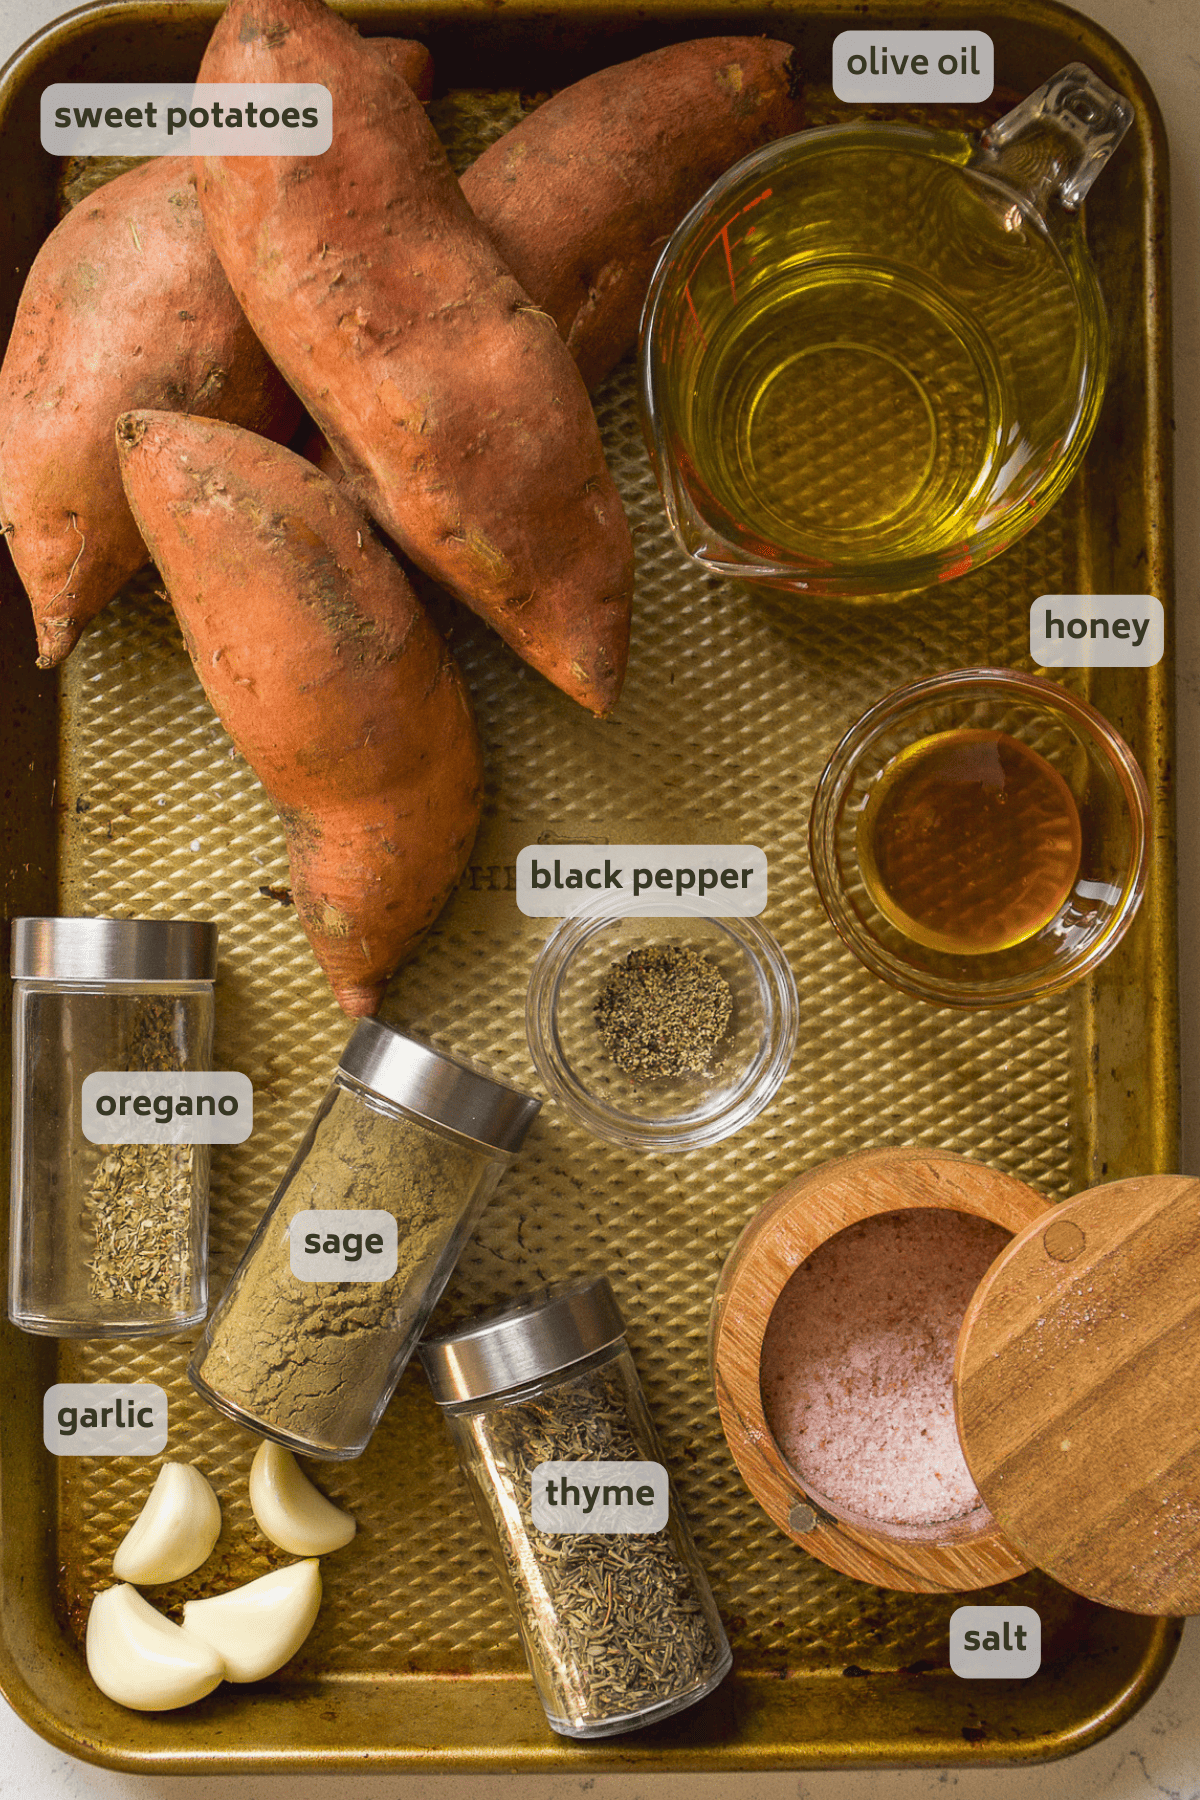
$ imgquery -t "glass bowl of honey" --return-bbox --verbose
[808,669,1149,1007]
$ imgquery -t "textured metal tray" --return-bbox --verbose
[0,0,1179,1774]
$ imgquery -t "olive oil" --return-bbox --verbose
[857,729,1082,956]
[681,138,1090,566]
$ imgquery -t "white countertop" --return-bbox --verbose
[1,0,1197,1791]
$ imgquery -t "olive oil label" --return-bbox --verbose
[45,1384,167,1456]
[950,1606,1041,1678]
[532,1462,668,1533]
[1032,595,1163,667]
[516,845,767,916]
[41,84,332,156]
[833,33,993,102]
[81,1072,253,1144]
[289,1211,398,1283]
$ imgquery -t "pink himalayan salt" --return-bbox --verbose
[760,1208,1010,1528]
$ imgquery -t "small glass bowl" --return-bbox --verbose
[525,898,798,1151]
[808,669,1150,1008]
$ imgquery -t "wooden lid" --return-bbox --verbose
[955,1174,1200,1615]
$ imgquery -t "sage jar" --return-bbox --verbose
[190,1019,540,1459]
[420,1277,732,1738]
[8,915,218,1338]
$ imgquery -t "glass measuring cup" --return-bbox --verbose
[640,65,1132,597]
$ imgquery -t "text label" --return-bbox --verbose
[531,1461,669,1533]
[516,844,767,917]
[44,1384,168,1455]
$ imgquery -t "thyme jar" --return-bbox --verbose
[190,1019,540,1460]
[420,1277,732,1738]
[9,916,218,1338]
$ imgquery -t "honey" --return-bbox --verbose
[856,728,1082,955]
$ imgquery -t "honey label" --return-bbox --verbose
[950,1606,1041,1678]
[1031,595,1163,667]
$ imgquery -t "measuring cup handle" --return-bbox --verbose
[975,63,1133,214]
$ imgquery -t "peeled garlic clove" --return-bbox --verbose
[113,1461,222,1584]
[181,1560,321,1683]
[86,1584,225,1710]
[249,1440,356,1555]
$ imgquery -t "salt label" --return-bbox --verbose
[950,1606,1041,1678]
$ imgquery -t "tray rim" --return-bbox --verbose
[0,0,1180,1773]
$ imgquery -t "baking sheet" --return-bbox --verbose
[0,0,1178,1772]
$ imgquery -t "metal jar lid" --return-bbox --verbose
[11,916,218,983]
[420,1276,625,1406]
[338,1017,540,1156]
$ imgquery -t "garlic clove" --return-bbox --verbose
[86,1584,225,1710]
[249,1439,356,1555]
[181,1560,322,1682]
[113,1461,222,1584]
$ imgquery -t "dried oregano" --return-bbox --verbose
[86,997,197,1311]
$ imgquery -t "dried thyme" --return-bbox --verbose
[85,997,198,1312]
[594,944,733,1079]
[464,1356,724,1725]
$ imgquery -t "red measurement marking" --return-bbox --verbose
[683,283,709,351]
[692,188,775,301]
[938,544,974,582]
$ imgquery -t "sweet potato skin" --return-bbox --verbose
[0,36,432,668]
[461,39,804,392]
[116,410,483,1017]
[195,0,633,717]
[0,159,299,667]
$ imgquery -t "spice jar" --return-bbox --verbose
[420,1277,732,1738]
[9,915,218,1338]
[190,1020,540,1460]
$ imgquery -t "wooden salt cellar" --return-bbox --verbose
[711,1148,1200,1612]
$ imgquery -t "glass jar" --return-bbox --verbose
[420,1277,732,1739]
[189,1019,540,1460]
[9,915,218,1338]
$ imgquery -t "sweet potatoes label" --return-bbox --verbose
[41,84,332,155]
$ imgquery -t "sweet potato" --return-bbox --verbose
[0,36,433,668]
[116,409,483,1018]
[195,0,633,717]
[461,39,804,392]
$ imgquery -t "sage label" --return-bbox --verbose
[289,1210,399,1281]
[531,1461,669,1532]
[833,32,993,101]
[1031,595,1163,667]
[82,1072,252,1144]
[516,844,767,916]
[41,84,332,155]
[45,1383,168,1455]
[950,1606,1041,1678]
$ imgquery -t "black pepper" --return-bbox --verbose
[593,944,733,1079]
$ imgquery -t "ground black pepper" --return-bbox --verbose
[593,945,733,1078]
